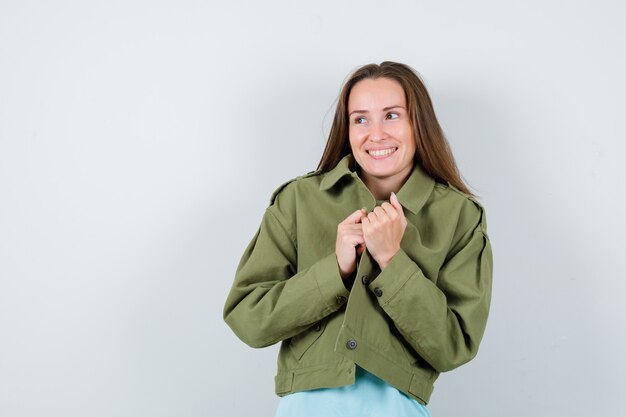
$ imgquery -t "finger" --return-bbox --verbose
[365,212,380,230]
[380,202,398,219]
[390,192,404,217]
[340,223,364,231]
[372,206,389,222]
[373,206,387,216]
[338,223,364,237]
[340,207,368,225]
[340,228,365,244]
[344,229,365,241]
[340,225,365,235]
[361,216,370,228]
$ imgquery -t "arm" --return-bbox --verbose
[223,205,350,349]
[369,200,493,372]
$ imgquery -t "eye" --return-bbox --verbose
[354,116,366,124]
[387,112,399,120]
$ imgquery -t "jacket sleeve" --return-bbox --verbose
[222,187,351,349]
[368,198,493,373]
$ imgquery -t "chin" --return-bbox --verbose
[362,165,397,178]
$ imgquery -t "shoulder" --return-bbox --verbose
[433,181,488,234]
[268,169,322,207]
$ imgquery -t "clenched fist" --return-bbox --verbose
[361,192,407,270]
[335,208,368,280]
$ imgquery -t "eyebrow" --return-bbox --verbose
[348,105,405,117]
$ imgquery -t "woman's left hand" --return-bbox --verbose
[361,192,407,270]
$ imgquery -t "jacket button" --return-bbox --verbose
[374,287,383,297]
[336,295,347,304]
[312,322,322,332]
[346,339,357,350]
[361,275,370,285]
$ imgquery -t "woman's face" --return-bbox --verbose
[347,77,416,185]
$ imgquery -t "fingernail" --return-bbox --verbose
[391,192,396,199]
[361,206,367,211]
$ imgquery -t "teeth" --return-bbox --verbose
[368,148,397,157]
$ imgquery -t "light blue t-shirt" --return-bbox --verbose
[273,365,432,417]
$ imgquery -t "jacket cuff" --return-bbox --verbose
[314,252,352,311]
[368,248,417,305]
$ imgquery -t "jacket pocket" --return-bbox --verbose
[289,320,326,361]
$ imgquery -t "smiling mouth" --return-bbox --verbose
[367,147,398,159]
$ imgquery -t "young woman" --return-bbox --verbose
[223,61,493,416]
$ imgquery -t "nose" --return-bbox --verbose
[370,119,387,141]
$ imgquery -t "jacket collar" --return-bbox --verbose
[319,153,435,215]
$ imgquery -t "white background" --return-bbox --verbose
[1,1,624,416]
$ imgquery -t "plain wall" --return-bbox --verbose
[1,1,624,416]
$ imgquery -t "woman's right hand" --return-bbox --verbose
[336,208,368,280]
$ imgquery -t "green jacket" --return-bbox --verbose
[223,152,493,405]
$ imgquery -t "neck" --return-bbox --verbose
[358,164,413,201]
